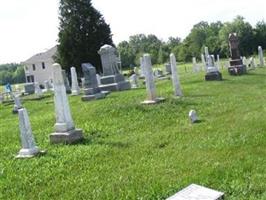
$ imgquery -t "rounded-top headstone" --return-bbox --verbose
[52,63,64,85]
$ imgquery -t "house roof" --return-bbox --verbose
[23,46,57,64]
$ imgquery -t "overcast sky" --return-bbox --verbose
[0,0,265,64]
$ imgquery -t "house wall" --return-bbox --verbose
[24,59,54,85]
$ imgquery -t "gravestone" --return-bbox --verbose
[166,184,224,200]
[201,54,206,71]
[165,63,172,74]
[258,46,265,67]
[129,74,138,89]
[249,57,256,68]
[242,56,247,67]
[139,57,145,78]
[13,94,23,114]
[154,69,164,78]
[192,57,200,73]
[24,83,35,94]
[50,63,84,144]
[62,70,72,94]
[98,44,131,91]
[16,108,40,158]
[228,33,247,75]
[70,66,80,95]
[204,47,222,81]
[170,53,182,97]
[43,80,50,92]
[189,110,198,123]
[81,63,106,101]
[35,82,43,98]
[216,55,220,70]
[141,54,165,104]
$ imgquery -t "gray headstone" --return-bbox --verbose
[13,94,23,113]
[258,46,265,67]
[167,184,224,200]
[16,108,40,158]
[141,54,164,104]
[35,82,43,98]
[24,83,35,94]
[165,63,172,74]
[81,63,106,101]
[71,66,80,95]
[50,63,83,144]
[129,74,138,89]
[62,70,71,94]
[170,53,182,97]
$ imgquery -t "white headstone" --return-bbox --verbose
[142,54,164,104]
[216,55,220,70]
[129,74,138,88]
[189,110,198,123]
[201,54,206,70]
[50,63,83,144]
[13,94,22,113]
[96,74,101,86]
[139,57,145,77]
[166,184,224,200]
[258,46,265,67]
[170,53,182,97]
[192,57,200,73]
[242,56,247,66]
[70,66,80,95]
[16,108,40,158]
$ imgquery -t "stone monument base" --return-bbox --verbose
[99,74,131,92]
[228,65,247,75]
[141,97,165,105]
[82,93,106,101]
[50,129,84,144]
[205,71,222,81]
[16,147,40,158]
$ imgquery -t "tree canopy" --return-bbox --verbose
[57,0,113,74]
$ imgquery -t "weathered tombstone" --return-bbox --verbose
[154,69,164,78]
[24,83,35,94]
[216,55,220,70]
[258,46,265,67]
[129,74,138,89]
[50,63,84,144]
[35,82,43,98]
[70,66,80,95]
[98,44,131,91]
[170,53,182,97]
[192,57,200,73]
[139,57,145,78]
[249,57,256,68]
[81,63,106,101]
[141,54,165,104]
[228,33,247,75]
[43,80,50,92]
[165,63,172,74]
[242,56,247,67]
[166,184,224,200]
[189,110,198,123]
[204,47,222,81]
[62,70,72,94]
[201,54,206,71]
[16,108,40,158]
[12,94,23,114]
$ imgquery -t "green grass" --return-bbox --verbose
[1,64,266,200]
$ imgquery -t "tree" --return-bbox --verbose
[254,21,266,50]
[57,0,113,74]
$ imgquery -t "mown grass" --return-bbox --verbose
[0,64,266,200]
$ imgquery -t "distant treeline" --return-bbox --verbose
[118,16,266,67]
[0,63,25,85]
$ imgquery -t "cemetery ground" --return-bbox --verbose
[1,65,266,200]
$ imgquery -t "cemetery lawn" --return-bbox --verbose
[1,66,266,200]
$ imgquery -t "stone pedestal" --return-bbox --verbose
[205,71,223,81]
[50,63,84,144]
[98,44,131,92]
[81,63,106,101]
[71,66,80,95]
[16,108,40,158]
[228,33,247,75]
[170,53,182,97]
[141,54,165,104]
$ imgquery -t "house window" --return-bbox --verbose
[42,62,45,69]
[32,64,36,71]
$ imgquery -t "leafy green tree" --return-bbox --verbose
[254,21,266,50]
[117,41,135,68]
[57,0,113,74]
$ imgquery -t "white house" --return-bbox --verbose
[23,46,57,85]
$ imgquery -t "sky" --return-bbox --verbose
[0,0,265,64]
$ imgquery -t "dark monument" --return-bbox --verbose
[228,33,246,75]
[81,63,106,101]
